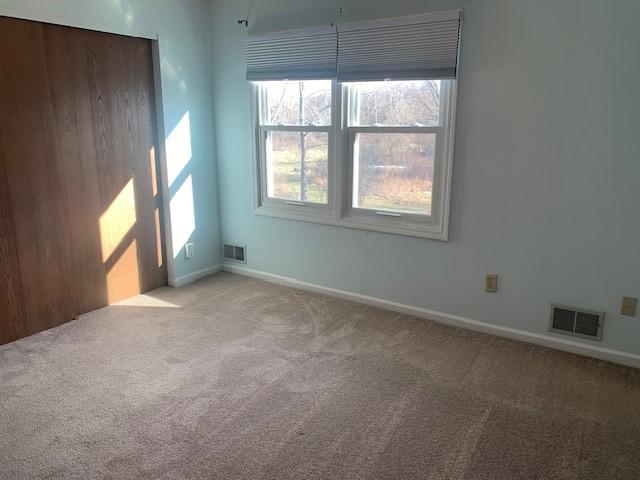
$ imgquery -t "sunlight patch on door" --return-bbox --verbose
[149,146,158,197]
[106,238,140,304]
[155,208,163,267]
[99,178,137,262]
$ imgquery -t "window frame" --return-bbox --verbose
[251,80,338,220]
[342,80,456,239]
[250,79,458,241]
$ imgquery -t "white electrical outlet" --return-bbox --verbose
[185,243,194,259]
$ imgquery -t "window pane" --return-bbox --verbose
[353,133,435,215]
[266,131,329,204]
[350,80,441,126]
[261,80,332,126]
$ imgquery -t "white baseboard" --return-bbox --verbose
[170,264,223,288]
[222,263,640,369]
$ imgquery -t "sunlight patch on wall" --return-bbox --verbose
[161,58,178,80]
[170,174,195,258]
[165,111,192,186]
[111,0,136,26]
[99,178,137,262]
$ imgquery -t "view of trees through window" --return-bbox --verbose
[263,80,331,203]
[352,81,440,215]
[354,132,435,214]
[266,80,331,126]
[261,80,441,213]
[353,80,440,127]
[266,131,329,203]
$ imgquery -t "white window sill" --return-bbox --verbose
[254,205,449,241]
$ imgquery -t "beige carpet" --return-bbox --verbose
[1,272,639,479]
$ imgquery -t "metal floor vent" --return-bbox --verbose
[549,304,604,341]
[223,243,246,263]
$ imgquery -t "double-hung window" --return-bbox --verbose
[343,80,456,237]
[255,80,335,217]
[247,10,461,240]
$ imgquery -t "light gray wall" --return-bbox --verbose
[0,0,222,283]
[211,0,640,355]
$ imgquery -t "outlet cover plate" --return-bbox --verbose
[621,297,637,317]
[485,274,498,293]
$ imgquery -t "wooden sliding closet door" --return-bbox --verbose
[0,19,76,342]
[0,17,167,345]
[43,23,167,312]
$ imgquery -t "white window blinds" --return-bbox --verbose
[244,10,461,82]
[337,10,461,82]
[245,26,338,81]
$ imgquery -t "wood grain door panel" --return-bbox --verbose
[0,17,167,345]
[43,25,108,314]
[0,145,28,344]
[0,18,76,336]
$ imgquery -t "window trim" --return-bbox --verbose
[250,81,339,220]
[250,79,458,241]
